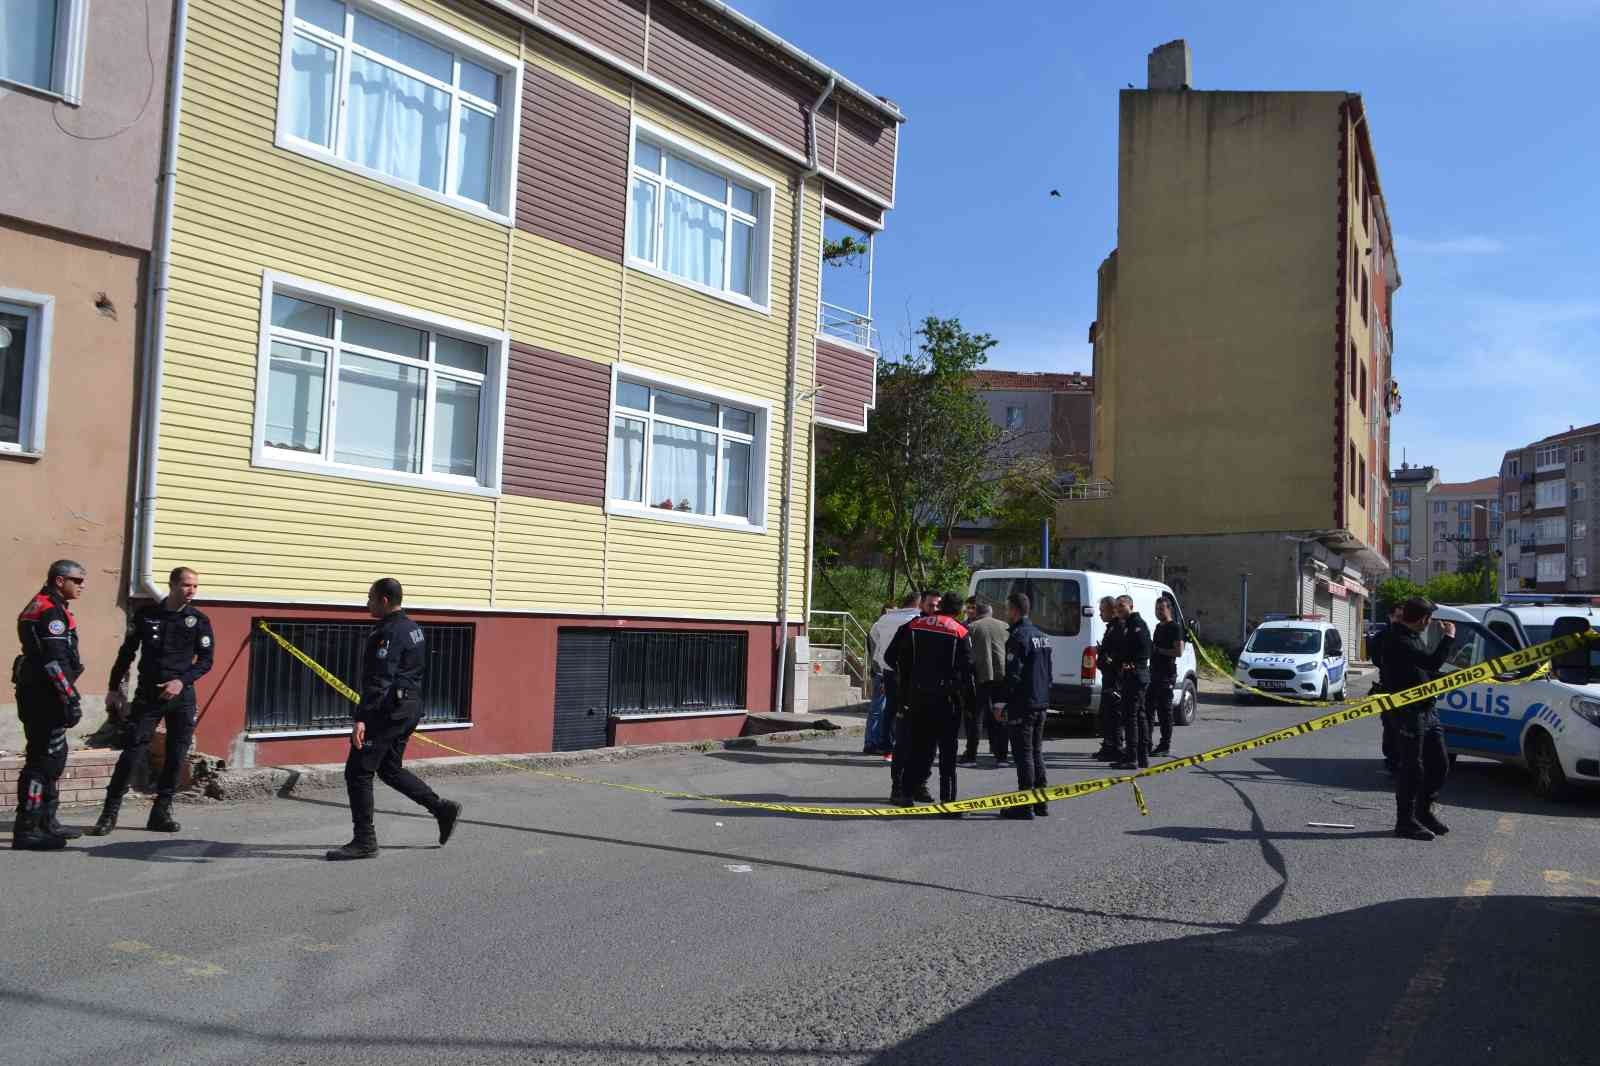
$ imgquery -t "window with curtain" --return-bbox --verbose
[0,0,84,100]
[279,0,513,214]
[627,131,769,306]
[607,378,761,525]
[259,282,497,488]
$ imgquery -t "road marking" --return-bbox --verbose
[724,864,754,873]
[109,940,228,978]
[1361,814,1519,1066]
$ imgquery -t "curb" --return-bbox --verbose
[182,719,868,806]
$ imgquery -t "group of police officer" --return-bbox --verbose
[1092,594,1185,770]
[879,589,1055,819]
[11,561,458,859]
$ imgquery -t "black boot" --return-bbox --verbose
[11,814,67,851]
[146,799,181,833]
[435,800,461,846]
[891,791,914,808]
[89,796,121,836]
[1033,803,1051,817]
[1151,736,1172,757]
[43,799,82,840]
[1394,822,1435,841]
[910,786,935,804]
[1000,807,1034,821]
[325,838,379,861]
[1418,807,1450,836]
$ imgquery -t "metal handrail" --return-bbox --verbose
[808,609,870,689]
[818,302,879,351]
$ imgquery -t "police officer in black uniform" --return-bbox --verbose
[886,591,975,816]
[327,577,462,861]
[1111,595,1153,770]
[1378,597,1456,841]
[999,591,1053,821]
[12,560,88,850]
[90,567,215,835]
[1093,596,1123,760]
[1369,604,1404,773]
[1147,596,1185,757]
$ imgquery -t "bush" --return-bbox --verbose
[1193,640,1237,680]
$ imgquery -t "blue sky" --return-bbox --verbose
[740,0,1600,483]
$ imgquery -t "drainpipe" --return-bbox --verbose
[774,73,835,715]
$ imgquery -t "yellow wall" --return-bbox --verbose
[156,0,816,619]
[1072,90,1353,541]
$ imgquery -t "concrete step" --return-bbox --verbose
[806,672,864,712]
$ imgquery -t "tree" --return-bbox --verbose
[1375,576,1423,615]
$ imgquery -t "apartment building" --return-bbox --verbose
[1500,423,1599,592]
[1423,477,1499,577]
[1387,464,1437,582]
[126,0,899,765]
[950,370,1092,567]
[1065,40,1398,654]
[1,1,178,722]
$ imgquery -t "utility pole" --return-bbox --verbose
[1042,517,1051,568]
[1155,554,1167,583]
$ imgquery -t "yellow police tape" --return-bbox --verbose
[1188,627,1552,709]
[256,621,1597,818]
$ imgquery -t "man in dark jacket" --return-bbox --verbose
[999,592,1054,821]
[1111,596,1154,769]
[1369,604,1404,774]
[1147,596,1185,757]
[1093,597,1123,761]
[327,578,462,861]
[12,560,88,850]
[886,591,976,815]
[1378,597,1456,841]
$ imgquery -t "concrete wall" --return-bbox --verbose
[0,0,174,251]
[0,222,144,711]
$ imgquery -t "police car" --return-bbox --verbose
[1427,599,1600,800]
[1233,618,1348,702]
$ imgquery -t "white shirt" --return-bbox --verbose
[868,608,920,673]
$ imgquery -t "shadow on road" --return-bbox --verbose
[1255,755,1600,819]
[868,894,1600,1066]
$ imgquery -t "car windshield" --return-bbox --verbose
[1246,628,1320,654]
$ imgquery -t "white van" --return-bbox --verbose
[968,569,1199,726]
[1233,618,1349,702]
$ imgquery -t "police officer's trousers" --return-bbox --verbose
[1146,675,1175,749]
[901,698,961,802]
[102,692,197,811]
[14,689,68,833]
[1116,672,1148,761]
[1006,709,1047,797]
[1098,679,1121,753]
[345,699,443,843]
[1394,711,1449,828]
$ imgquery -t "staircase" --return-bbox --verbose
[807,611,869,711]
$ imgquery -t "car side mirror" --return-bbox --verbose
[1550,616,1596,685]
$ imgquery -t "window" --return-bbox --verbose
[819,210,877,350]
[1508,458,1521,477]
[1393,507,1410,524]
[1457,501,1472,519]
[1506,492,1519,512]
[1359,457,1367,507]
[1535,517,1567,544]
[1360,272,1369,325]
[254,275,505,492]
[1394,488,1410,507]
[1394,526,1409,544]
[1535,445,1567,470]
[1358,363,1367,414]
[608,630,747,715]
[246,618,473,734]
[607,370,767,529]
[1458,521,1470,538]
[1536,479,1568,510]
[0,291,54,455]
[276,0,519,219]
[1574,445,1587,464]
[1432,501,1447,515]
[1537,554,1567,583]
[1577,557,1589,579]
[1349,443,1357,498]
[973,576,1082,638]
[1573,482,1585,502]
[1433,560,1446,575]
[0,0,87,102]
[627,124,772,308]
[1005,405,1025,430]
[1575,521,1589,541]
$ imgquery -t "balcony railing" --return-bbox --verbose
[819,303,879,351]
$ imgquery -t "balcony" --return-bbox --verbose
[819,212,877,352]
[819,302,878,351]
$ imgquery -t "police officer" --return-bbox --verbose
[1369,604,1404,774]
[12,560,88,850]
[1147,596,1185,757]
[90,567,215,836]
[886,591,975,816]
[999,591,1053,821]
[327,577,462,861]
[1111,595,1153,770]
[1092,597,1123,761]
[1379,597,1456,841]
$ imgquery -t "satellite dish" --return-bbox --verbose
[0,325,12,350]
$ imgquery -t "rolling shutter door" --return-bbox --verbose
[553,629,612,751]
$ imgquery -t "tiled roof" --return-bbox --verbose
[1432,476,1501,496]
[971,370,1092,392]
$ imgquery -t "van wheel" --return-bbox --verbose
[1526,730,1570,801]
[1176,679,1198,726]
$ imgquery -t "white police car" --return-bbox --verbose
[1427,601,1600,800]
[1233,618,1348,702]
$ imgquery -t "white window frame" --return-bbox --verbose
[1577,557,1590,579]
[1535,445,1567,471]
[0,290,55,456]
[1535,479,1568,510]
[250,271,507,496]
[0,0,89,104]
[1572,481,1585,502]
[604,363,770,534]
[273,0,523,225]
[624,118,776,314]
[1574,520,1589,542]
[1573,445,1587,464]
[1537,553,1568,583]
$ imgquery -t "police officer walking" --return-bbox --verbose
[1111,595,1153,770]
[1378,597,1456,841]
[1092,597,1123,761]
[1147,597,1185,758]
[999,591,1053,821]
[1369,603,1404,774]
[12,560,88,850]
[327,578,461,860]
[886,591,976,815]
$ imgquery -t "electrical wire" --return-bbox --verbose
[50,0,156,142]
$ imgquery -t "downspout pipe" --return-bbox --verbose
[774,73,835,715]
[132,0,189,601]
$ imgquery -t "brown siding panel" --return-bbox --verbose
[823,182,884,229]
[646,1,811,159]
[518,64,631,262]
[539,0,647,68]
[505,343,613,505]
[834,105,896,203]
[815,339,875,431]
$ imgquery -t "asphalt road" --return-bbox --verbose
[3,677,1598,1066]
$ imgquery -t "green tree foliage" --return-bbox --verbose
[1375,564,1495,615]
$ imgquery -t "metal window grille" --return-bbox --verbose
[607,631,746,715]
[247,619,474,732]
